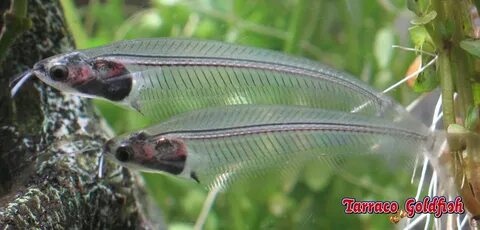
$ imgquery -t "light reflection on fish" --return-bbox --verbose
[103,105,434,190]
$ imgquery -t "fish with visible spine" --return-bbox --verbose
[103,105,436,190]
[12,38,414,122]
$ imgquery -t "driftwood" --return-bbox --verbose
[0,0,161,228]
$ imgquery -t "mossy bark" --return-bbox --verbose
[0,0,161,228]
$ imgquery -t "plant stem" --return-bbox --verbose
[451,45,474,116]
[12,0,27,15]
[283,0,305,53]
[59,0,88,48]
[438,51,456,127]
[451,0,475,117]
[427,0,475,130]
[0,0,30,62]
[193,6,288,40]
[425,0,480,219]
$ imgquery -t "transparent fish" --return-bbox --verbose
[12,38,412,122]
[103,105,435,190]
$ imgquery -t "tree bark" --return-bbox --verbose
[0,0,159,228]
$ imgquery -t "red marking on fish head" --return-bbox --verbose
[69,65,95,85]
[67,59,128,85]
[155,137,187,161]
[32,52,93,86]
[174,140,188,159]
[141,144,156,160]
[115,133,187,175]
[71,59,132,101]
[93,59,128,80]
[32,52,132,101]
[126,132,157,163]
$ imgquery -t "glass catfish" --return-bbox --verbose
[103,105,436,190]
[13,38,412,122]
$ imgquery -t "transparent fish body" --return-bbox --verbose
[27,38,413,122]
[104,105,433,190]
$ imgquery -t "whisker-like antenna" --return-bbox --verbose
[382,55,437,94]
[10,71,34,97]
[460,213,469,229]
[404,214,427,230]
[456,209,462,229]
[432,112,443,128]
[194,184,222,230]
[411,155,419,184]
[430,93,443,132]
[422,170,437,229]
[392,45,436,57]
[415,157,429,200]
[406,157,430,229]
[447,214,454,229]
[408,89,442,228]
[433,174,440,229]
[405,94,425,112]
[9,70,29,87]
[98,154,105,178]
[353,45,438,114]
[415,92,459,229]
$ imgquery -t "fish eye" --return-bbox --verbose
[49,65,69,81]
[115,146,133,162]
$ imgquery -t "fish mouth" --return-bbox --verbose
[10,64,61,97]
[102,138,123,163]
[103,139,115,154]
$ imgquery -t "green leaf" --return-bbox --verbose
[460,39,480,58]
[444,19,456,37]
[413,63,438,93]
[409,26,427,45]
[407,0,420,14]
[411,10,437,25]
[60,0,89,48]
[407,0,430,15]
[465,106,480,130]
[374,27,394,69]
[473,83,480,105]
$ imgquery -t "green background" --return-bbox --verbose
[62,0,422,229]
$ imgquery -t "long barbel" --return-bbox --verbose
[15,38,412,122]
[103,105,434,190]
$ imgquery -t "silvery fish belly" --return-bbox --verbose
[26,38,412,122]
[103,105,433,190]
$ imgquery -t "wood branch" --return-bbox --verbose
[0,0,162,228]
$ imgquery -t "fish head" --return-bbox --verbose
[32,52,132,101]
[103,132,187,175]
[32,52,94,94]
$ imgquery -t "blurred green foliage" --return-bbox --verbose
[62,0,422,229]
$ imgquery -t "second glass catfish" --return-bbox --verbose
[103,105,435,190]
[17,38,411,122]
